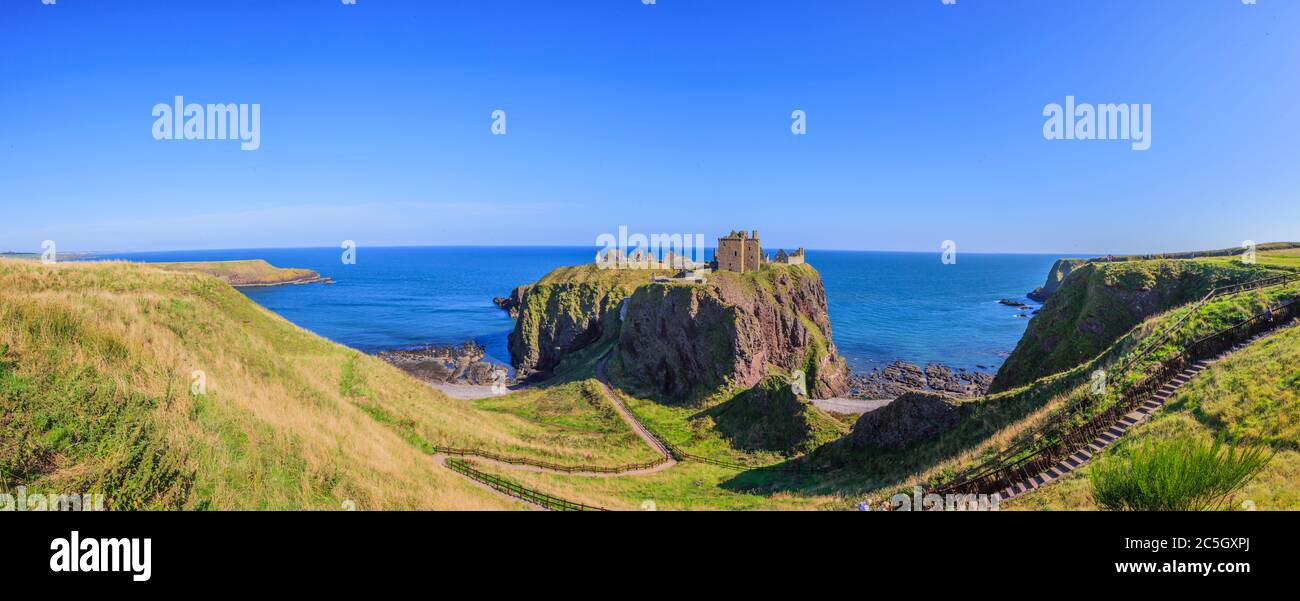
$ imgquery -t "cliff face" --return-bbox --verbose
[615,264,849,402]
[991,259,1279,392]
[1027,258,1085,302]
[507,263,850,401]
[506,267,655,378]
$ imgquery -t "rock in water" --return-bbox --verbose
[492,284,530,318]
[849,391,962,451]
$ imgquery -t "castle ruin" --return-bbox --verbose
[716,230,764,273]
[715,230,805,272]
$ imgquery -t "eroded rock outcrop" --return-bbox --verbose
[492,285,530,318]
[377,341,504,385]
[849,361,992,399]
[614,264,849,402]
[1027,258,1085,303]
[848,390,962,451]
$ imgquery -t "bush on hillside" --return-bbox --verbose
[1090,436,1272,511]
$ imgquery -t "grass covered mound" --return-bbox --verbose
[992,258,1282,392]
[703,376,848,456]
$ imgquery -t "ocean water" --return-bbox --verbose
[102,247,1076,376]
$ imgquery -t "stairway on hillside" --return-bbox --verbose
[995,327,1285,503]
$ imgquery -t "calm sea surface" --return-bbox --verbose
[103,247,1080,376]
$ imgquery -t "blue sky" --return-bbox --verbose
[1,0,1296,254]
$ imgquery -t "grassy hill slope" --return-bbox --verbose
[1012,320,1300,510]
[0,259,652,509]
[991,258,1283,392]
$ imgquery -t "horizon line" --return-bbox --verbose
[4,244,1113,258]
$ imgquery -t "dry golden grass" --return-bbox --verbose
[0,259,649,510]
[149,259,320,286]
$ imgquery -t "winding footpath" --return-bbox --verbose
[593,355,678,466]
[434,353,676,510]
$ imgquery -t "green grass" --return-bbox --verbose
[798,278,1300,508]
[704,376,847,456]
[1013,320,1300,510]
[992,258,1285,392]
[463,457,837,510]
[1089,436,1272,511]
[0,257,682,509]
[471,379,662,466]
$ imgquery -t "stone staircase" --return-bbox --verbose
[994,331,1274,503]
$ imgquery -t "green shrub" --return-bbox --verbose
[1090,436,1272,511]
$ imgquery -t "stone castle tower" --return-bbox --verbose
[716,230,763,273]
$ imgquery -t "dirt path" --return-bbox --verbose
[432,353,677,510]
[593,355,678,466]
[426,380,534,400]
[813,397,892,415]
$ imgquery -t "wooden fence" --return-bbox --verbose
[444,458,607,511]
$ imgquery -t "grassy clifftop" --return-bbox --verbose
[0,259,654,509]
[991,258,1283,392]
[150,259,323,286]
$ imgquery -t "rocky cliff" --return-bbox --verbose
[507,263,850,402]
[991,258,1279,392]
[507,266,658,379]
[1027,258,1085,302]
[615,264,849,402]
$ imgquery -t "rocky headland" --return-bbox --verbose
[1026,258,1085,302]
[502,262,849,403]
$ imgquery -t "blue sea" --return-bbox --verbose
[101,247,1078,376]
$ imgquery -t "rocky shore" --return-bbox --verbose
[376,341,508,386]
[848,360,992,399]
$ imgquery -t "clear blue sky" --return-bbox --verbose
[1,0,1296,254]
